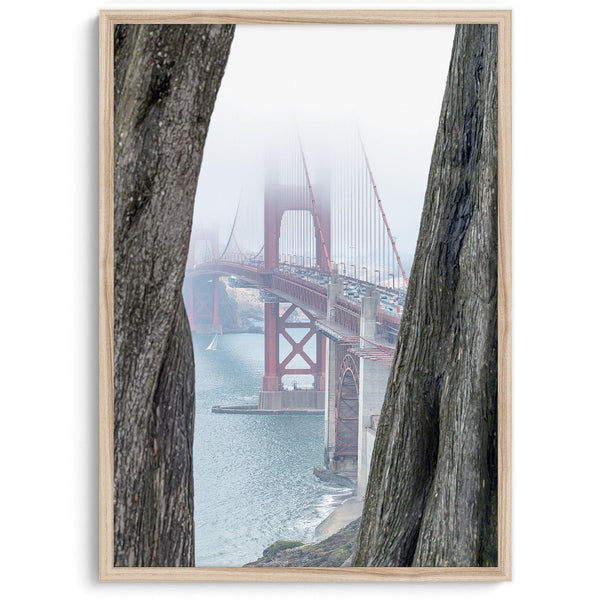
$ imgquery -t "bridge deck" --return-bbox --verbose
[187,261,401,358]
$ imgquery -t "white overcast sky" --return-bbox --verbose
[193,24,455,256]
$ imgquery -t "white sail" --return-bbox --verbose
[206,334,219,351]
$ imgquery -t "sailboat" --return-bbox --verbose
[206,334,219,351]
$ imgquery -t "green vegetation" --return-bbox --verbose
[263,540,304,558]
[245,519,360,567]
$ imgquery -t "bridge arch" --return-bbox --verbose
[333,351,360,469]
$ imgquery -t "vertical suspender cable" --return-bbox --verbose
[358,132,409,290]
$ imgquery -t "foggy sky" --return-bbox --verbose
[193,24,455,256]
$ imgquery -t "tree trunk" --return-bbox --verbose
[113,24,234,567]
[353,24,498,568]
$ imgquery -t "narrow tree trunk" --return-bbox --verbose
[113,24,234,567]
[353,24,498,567]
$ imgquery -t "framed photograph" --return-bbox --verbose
[100,10,511,581]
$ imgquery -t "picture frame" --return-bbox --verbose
[99,9,511,582]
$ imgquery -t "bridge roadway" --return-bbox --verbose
[188,260,402,358]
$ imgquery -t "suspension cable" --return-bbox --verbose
[219,192,242,260]
[358,132,409,289]
[297,135,333,275]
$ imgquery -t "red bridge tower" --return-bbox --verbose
[259,160,330,410]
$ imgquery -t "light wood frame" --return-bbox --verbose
[100,9,512,582]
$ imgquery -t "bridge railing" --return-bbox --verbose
[334,297,361,334]
[271,272,328,314]
[377,306,402,343]
[220,253,264,268]
[188,260,267,285]
[188,258,403,346]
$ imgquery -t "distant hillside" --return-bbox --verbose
[220,279,264,333]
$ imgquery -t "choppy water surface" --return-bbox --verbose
[192,332,348,567]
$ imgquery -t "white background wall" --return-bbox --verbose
[1,0,598,597]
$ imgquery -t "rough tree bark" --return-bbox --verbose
[113,24,234,567]
[353,24,498,567]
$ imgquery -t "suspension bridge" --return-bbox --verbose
[183,134,410,493]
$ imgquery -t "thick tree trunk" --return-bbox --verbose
[353,24,498,567]
[113,24,234,567]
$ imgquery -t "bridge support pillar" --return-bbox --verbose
[183,274,223,335]
[314,332,326,391]
[213,279,220,330]
[323,275,349,469]
[327,276,344,318]
[184,278,196,332]
[359,287,379,340]
[357,290,391,498]
[356,358,391,497]
[259,300,326,410]
[323,288,392,487]
[262,302,280,392]
[324,337,337,468]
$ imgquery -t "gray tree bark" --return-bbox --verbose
[353,24,498,567]
[113,24,234,567]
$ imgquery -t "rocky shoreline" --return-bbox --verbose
[244,495,364,567]
[313,466,356,488]
[244,517,361,567]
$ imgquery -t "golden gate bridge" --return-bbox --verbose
[183,133,410,490]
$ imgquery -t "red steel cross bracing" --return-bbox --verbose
[183,275,221,333]
[262,302,326,393]
[278,304,318,373]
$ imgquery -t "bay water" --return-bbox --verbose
[192,332,350,566]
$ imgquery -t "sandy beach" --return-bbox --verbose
[314,495,364,541]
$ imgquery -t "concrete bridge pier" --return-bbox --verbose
[322,285,392,495]
[357,288,390,498]
[323,276,344,470]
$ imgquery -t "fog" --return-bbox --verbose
[193,24,455,256]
